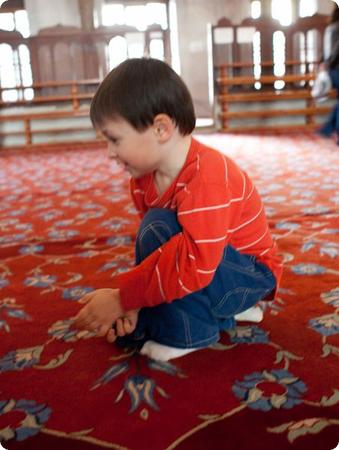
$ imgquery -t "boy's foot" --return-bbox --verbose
[234,305,263,323]
[140,340,198,361]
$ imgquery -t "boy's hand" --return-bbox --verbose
[73,288,124,337]
[106,309,139,343]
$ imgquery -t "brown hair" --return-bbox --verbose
[90,58,196,135]
[330,4,339,23]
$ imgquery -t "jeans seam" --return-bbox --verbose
[138,220,173,242]
[212,286,271,318]
[220,260,271,278]
[181,310,192,346]
[154,331,220,349]
[137,221,173,260]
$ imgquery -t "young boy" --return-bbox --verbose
[74,58,282,361]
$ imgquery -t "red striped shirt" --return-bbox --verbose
[117,138,283,310]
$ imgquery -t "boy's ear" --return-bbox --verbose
[153,114,175,142]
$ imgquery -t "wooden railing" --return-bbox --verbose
[215,61,336,132]
[0,79,101,147]
[0,79,100,109]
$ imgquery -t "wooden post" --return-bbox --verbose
[24,118,32,145]
[71,82,79,110]
[219,66,228,131]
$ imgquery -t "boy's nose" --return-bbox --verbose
[108,146,117,159]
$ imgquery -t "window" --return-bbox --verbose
[108,36,128,70]
[299,0,316,18]
[251,1,261,19]
[102,2,168,68]
[273,31,285,89]
[271,0,292,26]
[150,36,164,60]
[0,43,33,101]
[0,9,30,37]
[101,2,168,30]
[0,7,32,101]
[253,31,261,90]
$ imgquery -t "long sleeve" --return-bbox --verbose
[116,139,281,311]
[118,176,233,310]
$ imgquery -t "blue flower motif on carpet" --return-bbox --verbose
[102,218,131,231]
[38,210,63,222]
[232,369,307,411]
[228,326,269,344]
[275,222,300,231]
[321,287,339,308]
[319,243,339,258]
[15,223,32,231]
[322,228,339,235]
[0,234,25,244]
[262,195,286,203]
[92,361,130,390]
[301,205,330,215]
[19,245,44,255]
[0,346,43,372]
[115,375,169,414]
[48,229,79,239]
[48,319,97,342]
[99,261,119,271]
[23,275,57,288]
[0,298,31,333]
[0,218,19,227]
[309,313,339,336]
[62,286,93,300]
[82,202,102,210]
[0,399,51,442]
[9,208,27,216]
[291,264,326,275]
[0,279,9,289]
[54,219,74,227]
[76,211,104,220]
[106,236,133,246]
[77,250,99,258]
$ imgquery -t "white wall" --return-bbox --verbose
[24,0,81,35]
[175,0,250,117]
[317,0,337,15]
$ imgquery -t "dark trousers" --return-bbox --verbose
[320,68,339,141]
[117,208,276,349]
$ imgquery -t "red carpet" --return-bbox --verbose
[1,133,338,450]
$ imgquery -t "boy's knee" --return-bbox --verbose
[136,208,182,261]
[139,209,181,238]
[141,208,178,225]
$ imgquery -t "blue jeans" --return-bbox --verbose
[319,68,339,140]
[117,208,276,349]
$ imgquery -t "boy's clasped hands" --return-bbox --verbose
[73,288,139,342]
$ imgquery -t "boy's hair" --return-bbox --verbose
[330,4,339,23]
[90,58,196,135]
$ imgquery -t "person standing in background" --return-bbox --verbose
[318,4,339,143]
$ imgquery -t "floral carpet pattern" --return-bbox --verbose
[0,133,338,450]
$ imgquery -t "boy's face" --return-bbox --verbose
[100,118,162,178]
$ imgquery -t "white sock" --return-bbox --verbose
[234,305,263,323]
[140,340,199,361]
